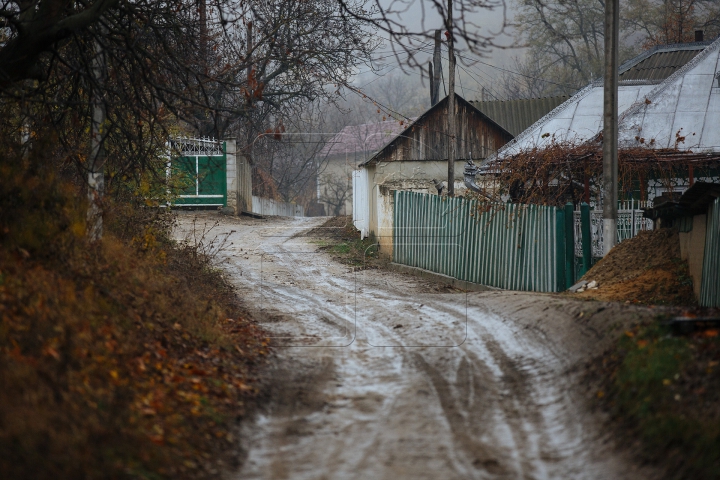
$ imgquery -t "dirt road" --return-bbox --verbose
[176,213,657,480]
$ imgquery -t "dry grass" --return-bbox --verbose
[0,151,269,478]
[588,323,720,479]
[302,216,389,270]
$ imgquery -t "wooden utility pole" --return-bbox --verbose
[602,0,619,255]
[447,0,456,197]
[430,30,442,106]
[88,29,107,242]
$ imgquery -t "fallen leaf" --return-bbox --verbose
[44,346,60,360]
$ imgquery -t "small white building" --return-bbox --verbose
[353,94,515,254]
[317,121,406,216]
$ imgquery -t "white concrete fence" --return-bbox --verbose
[251,196,304,217]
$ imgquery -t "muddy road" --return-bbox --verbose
[176,213,657,480]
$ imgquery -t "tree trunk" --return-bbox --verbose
[88,31,107,242]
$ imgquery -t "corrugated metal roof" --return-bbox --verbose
[487,83,655,162]
[618,41,711,81]
[469,96,569,137]
[618,37,720,152]
[482,39,720,166]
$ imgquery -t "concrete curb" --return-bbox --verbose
[387,263,499,292]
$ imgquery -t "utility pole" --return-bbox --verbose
[602,0,619,255]
[88,28,107,242]
[430,30,442,106]
[447,0,456,197]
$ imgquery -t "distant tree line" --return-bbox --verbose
[503,0,720,98]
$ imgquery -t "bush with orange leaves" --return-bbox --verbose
[0,141,269,479]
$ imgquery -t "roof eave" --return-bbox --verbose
[360,94,513,168]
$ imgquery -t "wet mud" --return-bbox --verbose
[174,213,660,480]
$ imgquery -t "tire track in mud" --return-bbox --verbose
[173,214,659,480]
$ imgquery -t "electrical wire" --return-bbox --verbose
[367,30,576,92]
[455,51,578,90]
[418,46,503,101]
[457,63,466,98]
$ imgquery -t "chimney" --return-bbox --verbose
[695,30,704,42]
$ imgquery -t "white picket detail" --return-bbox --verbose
[574,200,653,258]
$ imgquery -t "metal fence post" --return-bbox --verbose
[564,202,575,288]
[556,208,566,292]
[580,202,592,276]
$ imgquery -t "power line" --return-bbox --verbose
[457,63,502,101]
[418,46,503,101]
[420,45,579,94]
[457,63,466,98]
[455,52,579,90]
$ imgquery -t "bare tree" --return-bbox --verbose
[495,55,555,99]
[0,0,380,237]
[510,0,720,99]
[319,172,352,216]
[0,0,515,230]
[623,0,720,46]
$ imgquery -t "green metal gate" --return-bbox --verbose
[169,138,227,207]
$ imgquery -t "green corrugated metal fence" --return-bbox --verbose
[393,191,566,292]
[700,197,720,307]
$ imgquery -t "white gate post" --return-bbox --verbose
[225,138,237,214]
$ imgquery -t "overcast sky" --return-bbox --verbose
[350,0,524,104]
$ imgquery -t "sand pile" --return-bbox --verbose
[576,228,696,305]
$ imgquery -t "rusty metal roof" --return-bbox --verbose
[618,41,712,81]
[469,96,570,137]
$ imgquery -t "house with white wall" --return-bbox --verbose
[352,94,515,254]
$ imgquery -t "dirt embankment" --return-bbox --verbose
[0,162,270,479]
[575,228,696,305]
[569,231,720,478]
